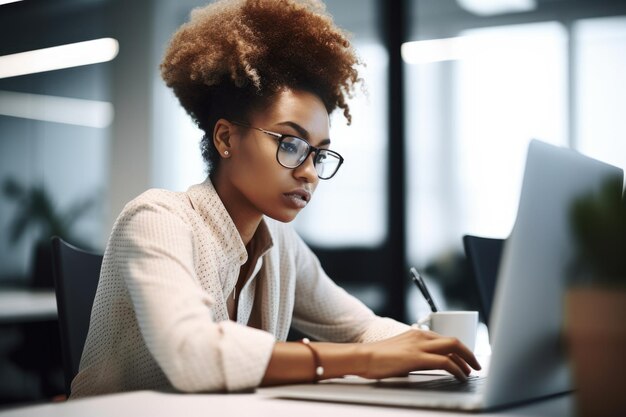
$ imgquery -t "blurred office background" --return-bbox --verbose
[1,0,625,405]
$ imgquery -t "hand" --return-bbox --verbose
[357,329,482,381]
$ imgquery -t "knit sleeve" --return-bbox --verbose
[113,197,275,392]
[287,229,410,343]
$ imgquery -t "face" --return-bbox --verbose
[216,88,331,223]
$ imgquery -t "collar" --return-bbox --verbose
[249,218,274,260]
[186,177,274,267]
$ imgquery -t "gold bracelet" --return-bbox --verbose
[299,337,324,382]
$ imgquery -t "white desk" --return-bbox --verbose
[0,390,573,417]
[0,289,57,324]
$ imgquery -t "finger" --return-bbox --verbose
[409,328,439,340]
[420,330,440,339]
[418,352,468,381]
[449,353,471,376]
[421,338,482,370]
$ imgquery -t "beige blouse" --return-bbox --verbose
[70,178,409,398]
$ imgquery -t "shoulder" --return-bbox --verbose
[113,188,195,231]
[125,188,189,211]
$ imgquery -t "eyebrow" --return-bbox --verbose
[276,121,331,147]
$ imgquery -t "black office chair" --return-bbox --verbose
[50,237,102,396]
[462,235,505,327]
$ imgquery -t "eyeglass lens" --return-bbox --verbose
[277,136,341,179]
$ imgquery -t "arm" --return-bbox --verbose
[115,196,275,392]
[286,228,408,343]
[261,329,481,385]
[263,227,480,385]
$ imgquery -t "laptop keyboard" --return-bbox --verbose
[375,375,487,393]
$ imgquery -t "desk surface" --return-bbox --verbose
[0,289,57,324]
[0,390,573,417]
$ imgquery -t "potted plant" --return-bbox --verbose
[2,178,97,288]
[565,176,626,416]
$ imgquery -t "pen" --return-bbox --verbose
[409,267,439,313]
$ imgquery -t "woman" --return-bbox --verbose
[71,0,480,397]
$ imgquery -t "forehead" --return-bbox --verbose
[249,89,330,137]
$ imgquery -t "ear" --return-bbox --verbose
[213,119,235,158]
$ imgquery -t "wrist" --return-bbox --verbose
[353,343,372,377]
[299,338,324,382]
[308,342,371,379]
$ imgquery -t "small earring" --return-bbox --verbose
[224,151,229,156]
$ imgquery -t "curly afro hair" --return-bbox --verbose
[160,0,362,172]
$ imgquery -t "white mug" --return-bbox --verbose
[417,311,478,351]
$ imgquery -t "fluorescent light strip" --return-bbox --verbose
[0,90,114,128]
[457,0,536,16]
[0,38,119,79]
[0,0,23,5]
[402,37,473,64]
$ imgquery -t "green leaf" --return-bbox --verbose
[2,178,25,200]
[570,177,626,285]
[2,177,97,246]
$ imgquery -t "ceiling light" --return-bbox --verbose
[0,90,114,128]
[402,37,473,64]
[0,37,119,79]
[457,0,536,16]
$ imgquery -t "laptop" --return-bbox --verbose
[260,140,624,411]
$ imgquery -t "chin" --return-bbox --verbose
[265,209,300,223]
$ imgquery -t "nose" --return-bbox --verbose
[293,152,319,184]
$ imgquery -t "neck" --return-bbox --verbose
[210,171,262,246]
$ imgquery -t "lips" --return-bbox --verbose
[283,188,312,209]
[284,189,311,202]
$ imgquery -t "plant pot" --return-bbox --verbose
[564,287,626,417]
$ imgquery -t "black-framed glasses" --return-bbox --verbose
[231,121,344,180]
